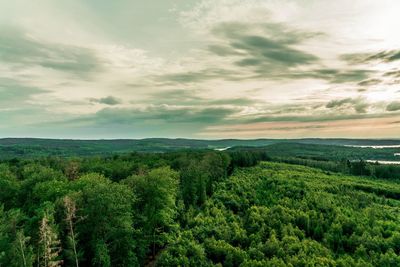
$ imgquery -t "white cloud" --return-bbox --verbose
[0,0,399,138]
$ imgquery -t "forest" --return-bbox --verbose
[0,148,400,266]
[0,138,399,159]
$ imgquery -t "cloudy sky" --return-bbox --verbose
[1,0,400,139]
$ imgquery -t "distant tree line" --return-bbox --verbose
[274,157,400,180]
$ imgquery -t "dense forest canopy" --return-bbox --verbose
[1,147,400,266]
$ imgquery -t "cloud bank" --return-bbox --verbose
[0,0,399,138]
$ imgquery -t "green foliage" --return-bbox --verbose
[0,206,34,267]
[156,232,210,266]
[1,147,400,266]
[9,229,34,267]
[159,162,400,266]
[74,173,138,266]
[262,142,399,161]
[123,167,179,260]
[180,160,208,207]
[0,163,19,209]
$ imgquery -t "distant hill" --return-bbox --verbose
[229,142,400,161]
[0,137,399,159]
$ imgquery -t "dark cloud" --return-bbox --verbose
[357,78,382,86]
[207,45,243,56]
[366,51,400,62]
[0,78,54,128]
[326,70,372,84]
[143,89,260,107]
[244,68,372,83]
[244,112,398,124]
[268,125,326,131]
[341,50,400,64]
[48,105,238,128]
[89,96,121,105]
[326,98,351,108]
[231,35,318,67]
[0,78,49,106]
[159,68,242,84]
[210,23,372,83]
[158,22,372,85]
[211,22,324,45]
[211,22,320,74]
[340,53,372,64]
[23,104,239,138]
[0,25,102,78]
[209,124,327,133]
[384,70,400,78]
[387,102,400,112]
[209,98,259,106]
[146,89,202,103]
[284,69,372,84]
[326,98,368,113]
[352,103,367,114]
[152,107,236,124]
[272,106,308,115]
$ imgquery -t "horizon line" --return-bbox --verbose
[1,137,400,141]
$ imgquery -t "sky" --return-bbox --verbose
[0,0,400,139]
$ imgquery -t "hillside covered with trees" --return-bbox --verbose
[0,149,400,266]
[0,138,399,159]
[159,162,400,266]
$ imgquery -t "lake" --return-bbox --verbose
[345,145,400,164]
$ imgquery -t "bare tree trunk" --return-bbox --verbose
[64,196,79,267]
[68,219,79,267]
[17,231,27,267]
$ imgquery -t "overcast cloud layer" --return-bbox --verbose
[0,0,399,139]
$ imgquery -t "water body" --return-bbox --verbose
[365,160,400,165]
[344,145,400,149]
[345,145,400,164]
[214,146,231,151]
